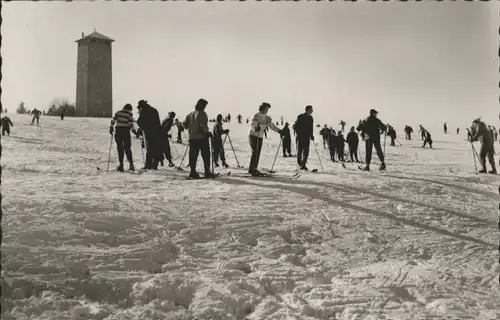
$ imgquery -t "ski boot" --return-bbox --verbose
[168,160,175,168]
[116,163,124,172]
[488,170,497,174]
[361,165,370,171]
[478,169,487,174]
[129,163,135,172]
[379,163,386,171]
[300,165,309,171]
[214,162,220,168]
[222,161,229,169]
[283,154,288,158]
[189,171,201,179]
[204,171,217,179]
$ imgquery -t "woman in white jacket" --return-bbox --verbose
[248,103,282,176]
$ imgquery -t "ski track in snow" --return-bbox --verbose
[2,114,499,320]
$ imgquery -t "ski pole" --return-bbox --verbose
[177,144,189,171]
[140,136,145,163]
[313,141,324,171]
[227,134,243,168]
[383,133,387,156]
[269,137,283,174]
[210,138,215,174]
[470,142,478,174]
[106,135,113,172]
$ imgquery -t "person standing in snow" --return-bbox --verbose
[160,112,176,168]
[294,105,315,171]
[422,130,433,148]
[470,118,496,174]
[183,99,216,179]
[328,129,338,162]
[404,125,413,140]
[237,114,242,124]
[418,125,426,140]
[60,109,65,120]
[30,109,41,126]
[346,126,359,163]
[457,127,460,135]
[1,115,13,136]
[227,113,232,123]
[337,131,346,162]
[212,114,229,168]
[357,109,387,171]
[109,103,139,172]
[280,122,292,157]
[248,102,282,176]
[387,125,397,146]
[136,100,163,170]
[175,119,184,144]
[444,122,448,134]
[320,125,330,149]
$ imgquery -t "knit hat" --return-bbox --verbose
[123,104,132,111]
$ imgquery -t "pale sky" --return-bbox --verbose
[3,1,499,128]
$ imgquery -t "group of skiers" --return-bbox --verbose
[106,100,497,177]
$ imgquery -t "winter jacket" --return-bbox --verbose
[357,116,386,142]
[294,113,314,139]
[183,110,209,140]
[249,112,280,138]
[111,109,135,130]
[137,104,162,135]
[1,117,13,129]
[161,118,174,134]
[280,126,291,139]
[346,131,359,145]
[471,121,493,146]
[213,122,228,141]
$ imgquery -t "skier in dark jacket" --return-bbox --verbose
[346,126,359,162]
[227,114,232,123]
[356,109,387,171]
[387,125,397,146]
[471,118,496,174]
[328,129,338,162]
[1,116,13,136]
[237,114,242,124]
[110,104,139,172]
[337,131,346,162]
[60,109,65,120]
[280,122,292,157]
[160,112,176,168]
[456,127,460,135]
[136,100,163,170]
[404,125,413,140]
[294,105,315,170]
[319,125,330,149]
[184,99,216,179]
[31,109,42,126]
[422,130,433,148]
[212,114,229,168]
[175,119,184,143]
[419,125,426,140]
[443,122,448,134]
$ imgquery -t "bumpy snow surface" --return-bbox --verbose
[2,114,499,320]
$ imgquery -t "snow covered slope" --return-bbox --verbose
[2,114,499,320]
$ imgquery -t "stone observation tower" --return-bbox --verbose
[75,30,114,118]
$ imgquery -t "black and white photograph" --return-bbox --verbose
[1,1,499,319]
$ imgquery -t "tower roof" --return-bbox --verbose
[76,31,114,43]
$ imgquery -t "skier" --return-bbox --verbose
[280,122,292,157]
[422,130,433,148]
[175,119,184,143]
[60,109,65,120]
[346,126,359,163]
[109,103,139,172]
[183,99,216,179]
[357,109,387,171]
[339,120,346,132]
[294,105,315,171]
[212,114,229,168]
[457,127,460,135]
[246,118,249,124]
[30,109,41,126]
[160,112,176,168]
[237,114,242,124]
[404,125,413,140]
[248,102,282,176]
[136,100,163,170]
[470,118,496,174]
[1,115,13,136]
[387,125,397,146]
[227,114,232,123]
[444,122,448,134]
[328,129,338,162]
[337,131,346,162]
[280,116,284,126]
[419,125,426,140]
[319,125,330,149]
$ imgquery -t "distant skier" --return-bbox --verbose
[443,122,448,134]
[346,126,359,163]
[280,116,284,126]
[357,109,387,171]
[175,119,184,144]
[136,100,163,170]
[31,109,41,126]
[227,114,232,123]
[183,99,215,179]
[456,127,460,135]
[237,114,242,124]
[294,105,315,171]
[1,116,13,136]
[160,112,176,168]
[212,114,229,168]
[419,125,426,140]
[470,118,496,174]
[387,125,397,146]
[422,130,433,148]
[109,103,139,172]
[280,122,292,157]
[246,118,249,124]
[248,102,282,176]
[60,109,65,120]
[319,125,330,149]
[404,125,413,140]
[337,131,346,162]
[339,120,346,132]
[328,129,338,162]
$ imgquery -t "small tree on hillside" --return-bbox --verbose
[47,99,76,117]
[16,101,26,114]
